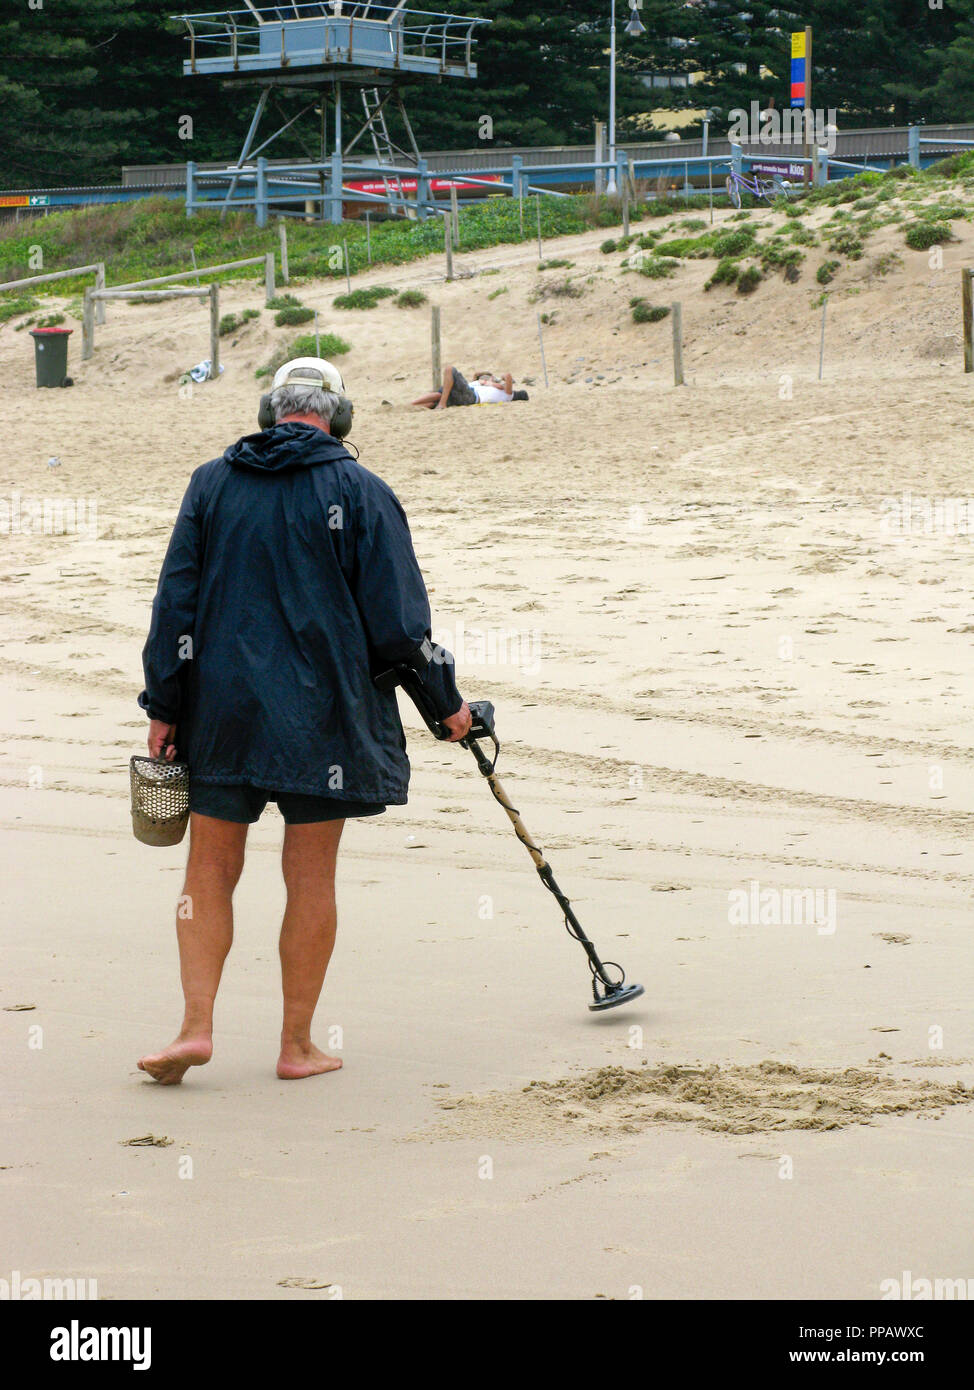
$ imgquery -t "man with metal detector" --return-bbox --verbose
[137,358,471,1083]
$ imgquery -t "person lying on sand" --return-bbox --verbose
[136,357,471,1084]
[411,365,528,410]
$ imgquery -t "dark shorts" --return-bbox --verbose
[443,368,477,407]
[190,782,386,825]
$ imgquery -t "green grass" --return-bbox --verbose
[333,286,396,309]
[737,265,763,295]
[704,258,740,290]
[630,297,670,324]
[274,305,315,325]
[816,259,840,285]
[395,288,427,307]
[904,220,954,250]
[487,286,508,300]
[255,330,351,379]
[538,257,574,270]
[0,293,39,323]
[636,256,679,279]
[0,191,654,302]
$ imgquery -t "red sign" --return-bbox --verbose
[0,196,29,207]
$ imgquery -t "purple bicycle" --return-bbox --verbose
[725,168,797,209]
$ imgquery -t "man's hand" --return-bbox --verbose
[443,701,472,743]
[148,719,178,761]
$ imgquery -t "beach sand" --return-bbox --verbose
[2,199,973,1299]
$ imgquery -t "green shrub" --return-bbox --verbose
[630,298,670,323]
[487,286,508,300]
[267,293,301,309]
[704,258,739,290]
[538,257,574,269]
[828,229,864,259]
[679,217,707,231]
[636,230,661,248]
[37,312,65,327]
[530,276,583,300]
[255,330,351,378]
[816,259,840,284]
[637,256,679,278]
[0,294,39,323]
[759,242,804,278]
[711,228,756,258]
[600,238,617,253]
[737,265,762,294]
[333,286,395,309]
[219,313,241,336]
[242,308,260,321]
[396,288,427,307]
[925,151,974,179]
[274,305,315,326]
[904,220,954,250]
[870,251,902,277]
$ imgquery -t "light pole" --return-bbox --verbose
[606,0,646,196]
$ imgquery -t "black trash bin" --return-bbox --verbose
[29,326,73,388]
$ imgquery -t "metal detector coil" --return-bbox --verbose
[374,660,644,1012]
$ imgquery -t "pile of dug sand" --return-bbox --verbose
[427,1061,974,1139]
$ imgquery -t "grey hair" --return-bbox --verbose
[270,383,341,425]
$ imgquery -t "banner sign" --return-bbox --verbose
[790,31,808,108]
[343,175,502,195]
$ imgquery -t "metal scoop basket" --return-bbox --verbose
[130,756,190,847]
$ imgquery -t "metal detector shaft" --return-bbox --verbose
[373,659,644,1011]
[462,735,625,995]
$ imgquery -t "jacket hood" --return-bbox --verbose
[224,421,351,474]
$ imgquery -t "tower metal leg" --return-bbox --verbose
[221,86,270,220]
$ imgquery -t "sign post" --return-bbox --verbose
[791,28,812,184]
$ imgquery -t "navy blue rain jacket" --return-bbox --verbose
[139,422,462,804]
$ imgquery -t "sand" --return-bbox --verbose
[2,194,974,1300]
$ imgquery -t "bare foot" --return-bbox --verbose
[277,1042,343,1080]
[138,1036,212,1085]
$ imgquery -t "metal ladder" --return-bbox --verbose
[360,87,419,215]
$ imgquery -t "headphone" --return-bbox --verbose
[258,363,354,440]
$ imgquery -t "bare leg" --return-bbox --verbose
[276,819,346,1080]
[410,390,443,408]
[434,364,455,410]
[138,814,247,1084]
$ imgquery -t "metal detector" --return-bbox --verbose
[374,662,645,1012]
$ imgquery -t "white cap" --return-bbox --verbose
[271,357,345,394]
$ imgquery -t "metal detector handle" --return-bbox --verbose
[373,662,451,739]
[373,663,496,748]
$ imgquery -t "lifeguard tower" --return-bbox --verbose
[173,3,488,219]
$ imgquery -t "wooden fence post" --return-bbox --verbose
[264,252,275,305]
[963,269,973,374]
[81,289,94,361]
[431,305,441,389]
[444,216,453,282]
[672,301,684,386]
[210,283,220,380]
[279,218,289,284]
[450,184,459,247]
[94,262,106,325]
